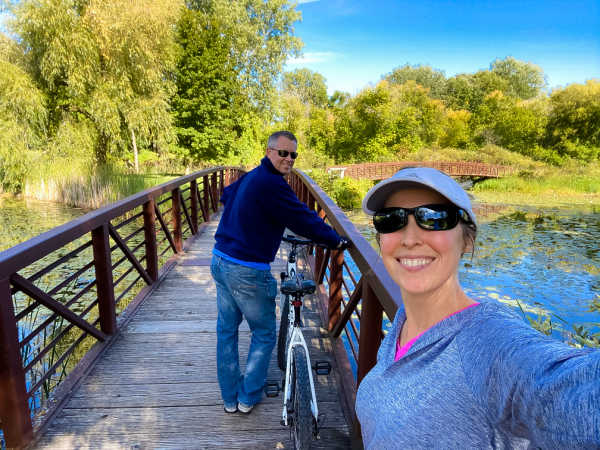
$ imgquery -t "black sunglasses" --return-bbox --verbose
[269,148,298,159]
[373,204,472,233]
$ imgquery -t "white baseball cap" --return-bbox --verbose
[362,166,477,228]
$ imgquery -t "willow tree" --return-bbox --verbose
[172,0,302,164]
[0,34,47,191]
[6,0,181,166]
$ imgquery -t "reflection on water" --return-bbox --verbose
[348,203,600,343]
[0,196,88,251]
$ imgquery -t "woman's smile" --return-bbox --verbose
[396,256,434,270]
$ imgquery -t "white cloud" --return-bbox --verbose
[287,51,338,64]
[296,0,320,4]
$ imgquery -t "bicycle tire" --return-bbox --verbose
[291,346,313,450]
[277,295,290,372]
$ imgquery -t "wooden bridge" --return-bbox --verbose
[0,167,400,449]
[327,161,515,180]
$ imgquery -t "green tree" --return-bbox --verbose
[331,81,445,162]
[472,91,549,159]
[173,0,301,164]
[328,90,351,109]
[6,0,181,165]
[443,71,509,112]
[384,64,447,98]
[172,9,246,164]
[545,80,600,160]
[439,109,472,149]
[0,34,47,191]
[491,57,546,100]
[304,106,335,167]
[282,68,328,107]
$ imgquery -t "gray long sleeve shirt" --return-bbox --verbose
[355,301,600,449]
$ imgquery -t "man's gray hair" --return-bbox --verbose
[267,131,297,148]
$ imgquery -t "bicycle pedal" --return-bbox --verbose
[313,360,332,375]
[264,380,280,397]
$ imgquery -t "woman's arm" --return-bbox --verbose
[461,312,600,448]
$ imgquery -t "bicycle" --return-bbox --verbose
[274,234,332,450]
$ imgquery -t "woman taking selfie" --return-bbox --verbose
[355,167,600,449]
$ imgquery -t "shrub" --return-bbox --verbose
[331,177,373,210]
[304,168,336,196]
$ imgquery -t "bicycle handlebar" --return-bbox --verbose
[282,234,314,246]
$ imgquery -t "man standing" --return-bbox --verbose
[210,131,346,414]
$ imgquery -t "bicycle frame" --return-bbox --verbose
[279,239,319,429]
[281,312,319,426]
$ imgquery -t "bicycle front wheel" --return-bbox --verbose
[291,346,313,450]
[277,295,290,372]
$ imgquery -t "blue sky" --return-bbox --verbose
[286,0,600,95]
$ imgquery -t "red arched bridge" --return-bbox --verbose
[327,161,515,180]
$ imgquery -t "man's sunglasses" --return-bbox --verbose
[373,204,472,233]
[269,148,298,159]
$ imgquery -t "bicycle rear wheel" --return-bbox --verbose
[291,346,313,450]
[277,295,290,372]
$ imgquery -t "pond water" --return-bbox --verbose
[2,196,599,342]
[0,196,88,252]
[347,203,600,345]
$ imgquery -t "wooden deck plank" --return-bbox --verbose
[34,216,352,449]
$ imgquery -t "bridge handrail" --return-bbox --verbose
[328,161,515,179]
[289,169,400,431]
[1,168,225,278]
[0,166,244,449]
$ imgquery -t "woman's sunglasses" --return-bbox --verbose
[373,204,472,233]
[269,148,298,159]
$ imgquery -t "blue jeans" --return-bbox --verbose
[210,255,278,407]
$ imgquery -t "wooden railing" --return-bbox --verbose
[288,169,401,435]
[328,161,515,179]
[0,167,243,449]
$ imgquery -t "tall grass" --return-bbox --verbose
[472,160,600,206]
[24,158,176,208]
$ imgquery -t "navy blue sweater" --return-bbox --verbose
[214,157,341,264]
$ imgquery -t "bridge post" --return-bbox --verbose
[308,193,315,212]
[190,180,199,234]
[92,224,117,335]
[171,187,183,253]
[357,281,382,385]
[202,175,210,221]
[211,172,218,213]
[143,199,159,281]
[0,277,33,449]
[303,182,308,204]
[315,207,326,276]
[328,248,344,331]
[219,170,224,196]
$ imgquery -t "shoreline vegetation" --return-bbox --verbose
[5,144,599,210]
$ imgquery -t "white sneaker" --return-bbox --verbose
[224,404,237,414]
[237,402,253,414]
